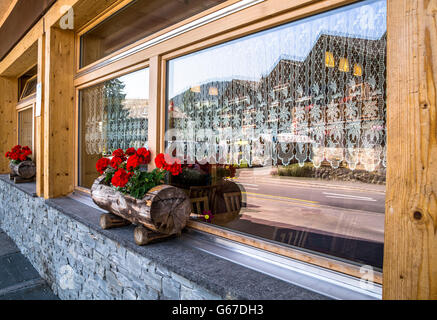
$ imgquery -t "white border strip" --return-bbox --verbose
[79,0,265,74]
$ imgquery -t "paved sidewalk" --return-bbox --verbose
[0,229,58,300]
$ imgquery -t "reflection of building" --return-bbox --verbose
[169,32,386,171]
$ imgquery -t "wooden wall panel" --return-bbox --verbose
[0,76,17,173]
[43,27,75,198]
[384,0,437,300]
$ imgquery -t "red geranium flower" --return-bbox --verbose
[12,145,21,153]
[154,153,166,169]
[167,161,182,176]
[19,154,27,161]
[111,168,133,188]
[125,147,136,156]
[126,154,141,171]
[110,156,123,169]
[136,147,151,164]
[96,157,110,174]
[112,148,126,161]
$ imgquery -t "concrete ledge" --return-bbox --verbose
[0,175,327,300]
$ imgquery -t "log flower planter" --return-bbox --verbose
[5,145,36,183]
[90,147,191,245]
[91,176,191,245]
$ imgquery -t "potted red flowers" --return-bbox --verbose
[4,145,36,182]
[90,147,191,245]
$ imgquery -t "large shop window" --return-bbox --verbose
[80,0,227,68]
[79,68,149,188]
[166,0,387,270]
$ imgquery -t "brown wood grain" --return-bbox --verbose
[43,27,75,198]
[384,0,437,300]
[0,76,17,173]
[36,35,45,197]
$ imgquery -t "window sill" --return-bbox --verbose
[0,175,36,197]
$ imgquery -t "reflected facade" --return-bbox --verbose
[166,0,386,269]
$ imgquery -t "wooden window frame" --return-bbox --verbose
[19,74,37,101]
[73,0,384,285]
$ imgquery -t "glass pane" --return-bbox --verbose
[79,68,149,188]
[20,75,37,100]
[80,0,227,68]
[18,108,33,151]
[166,0,387,270]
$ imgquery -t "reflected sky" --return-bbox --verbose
[167,0,386,98]
[118,68,149,100]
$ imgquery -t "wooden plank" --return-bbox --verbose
[35,35,45,197]
[43,27,75,199]
[148,55,161,169]
[384,0,437,300]
[0,21,41,77]
[0,76,17,174]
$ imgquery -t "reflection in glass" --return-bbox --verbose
[79,68,149,188]
[80,0,227,67]
[166,0,387,270]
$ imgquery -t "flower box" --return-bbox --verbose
[90,147,190,245]
[5,145,36,183]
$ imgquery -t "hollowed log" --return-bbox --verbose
[91,176,191,235]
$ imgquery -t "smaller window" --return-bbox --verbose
[20,75,37,100]
[18,107,34,154]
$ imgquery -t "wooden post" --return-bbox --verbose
[0,76,17,174]
[148,55,162,169]
[43,27,75,199]
[35,34,45,197]
[384,0,437,299]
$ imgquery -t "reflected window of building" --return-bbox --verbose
[80,0,227,68]
[78,68,149,188]
[166,0,387,270]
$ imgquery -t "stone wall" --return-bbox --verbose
[0,178,221,300]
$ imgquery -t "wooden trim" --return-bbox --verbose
[148,55,162,168]
[75,186,91,195]
[74,60,149,89]
[36,34,45,197]
[188,220,383,284]
[16,95,36,110]
[0,0,18,29]
[74,87,79,191]
[383,0,437,300]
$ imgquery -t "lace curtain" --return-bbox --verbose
[167,0,387,172]
[80,69,149,155]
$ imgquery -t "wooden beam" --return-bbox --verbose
[35,35,45,197]
[43,27,75,199]
[148,55,161,169]
[0,76,18,173]
[384,0,437,300]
